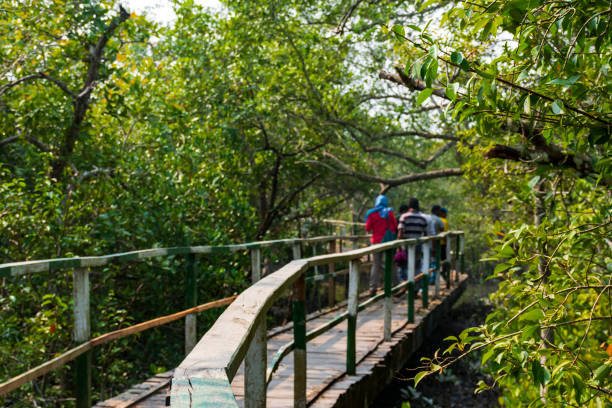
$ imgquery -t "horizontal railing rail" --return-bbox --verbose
[0,235,369,278]
[0,233,370,408]
[0,296,236,396]
[170,231,465,408]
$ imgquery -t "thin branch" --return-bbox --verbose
[312,151,464,193]
[0,72,76,98]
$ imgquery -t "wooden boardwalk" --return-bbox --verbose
[95,274,467,408]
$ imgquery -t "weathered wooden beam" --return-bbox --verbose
[73,267,91,408]
[408,244,416,323]
[245,319,266,408]
[184,254,197,355]
[0,235,370,277]
[434,239,441,298]
[347,259,359,375]
[293,274,306,408]
[250,248,262,283]
[383,249,393,341]
[328,240,336,307]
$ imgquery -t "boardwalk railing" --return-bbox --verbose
[0,234,369,408]
[171,231,465,408]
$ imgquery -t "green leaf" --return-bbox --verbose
[445,83,459,100]
[551,99,563,114]
[450,51,463,65]
[528,175,541,189]
[547,75,580,86]
[481,347,496,366]
[414,370,428,386]
[406,24,421,32]
[523,94,531,114]
[460,58,470,72]
[520,308,544,322]
[531,360,549,386]
[593,363,611,382]
[392,25,405,38]
[588,127,610,145]
[419,0,437,12]
[521,324,540,340]
[416,88,434,105]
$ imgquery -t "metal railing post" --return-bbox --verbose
[434,238,441,298]
[73,267,91,408]
[328,240,336,307]
[446,235,452,289]
[383,249,393,341]
[460,233,465,279]
[184,253,197,354]
[245,248,266,408]
[407,243,416,323]
[347,259,359,375]
[293,274,306,408]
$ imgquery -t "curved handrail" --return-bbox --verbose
[0,234,369,277]
[171,231,463,406]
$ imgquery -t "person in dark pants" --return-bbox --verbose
[397,198,427,282]
[365,195,397,297]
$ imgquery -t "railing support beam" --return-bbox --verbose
[328,240,336,307]
[293,274,306,408]
[245,318,267,408]
[383,249,393,341]
[347,259,359,374]
[73,267,91,408]
[408,244,416,323]
[446,235,452,289]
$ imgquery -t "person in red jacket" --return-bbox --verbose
[365,195,397,296]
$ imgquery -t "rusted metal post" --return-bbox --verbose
[347,259,359,375]
[293,274,306,408]
[73,267,91,408]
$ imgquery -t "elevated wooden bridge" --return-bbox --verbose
[0,230,466,408]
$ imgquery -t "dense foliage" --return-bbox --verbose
[379,0,612,406]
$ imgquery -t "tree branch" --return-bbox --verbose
[51,6,130,180]
[0,72,77,98]
[314,151,464,193]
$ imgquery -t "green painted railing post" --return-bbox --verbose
[73,267,91,408]
[184,253,197,354]
[407,243,416,323]
[293,274,306,408]
[347,259,359,375]
[383,249,393,341]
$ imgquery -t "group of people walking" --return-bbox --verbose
[364,194,448,295]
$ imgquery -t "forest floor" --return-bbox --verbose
[371,280,501,408]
